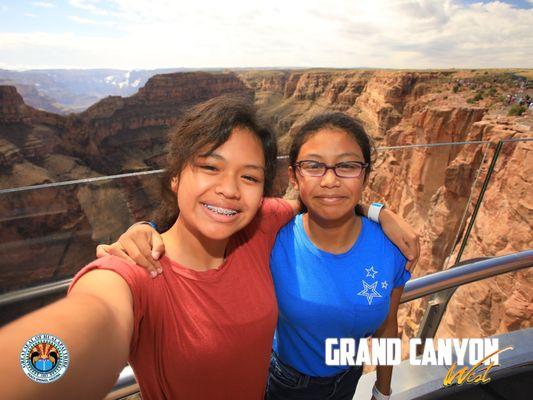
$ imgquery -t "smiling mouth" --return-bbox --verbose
[201,203,240,216]
[315,196,347,203]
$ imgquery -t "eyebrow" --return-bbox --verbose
[304,152,364,159]
[198,153,265,171]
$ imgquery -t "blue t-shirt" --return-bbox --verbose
[270,214,410,377]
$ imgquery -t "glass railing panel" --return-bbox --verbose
[435,138,533,340]
[454,138,533,260]
[0,173,165,294]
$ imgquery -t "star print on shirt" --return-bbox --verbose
[357,280,382,305]
[365,266,378,279]
[381,281,388,289]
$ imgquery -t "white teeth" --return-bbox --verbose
[203,203,238,216]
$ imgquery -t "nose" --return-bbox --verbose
[215,172,241,199]
[320,168,340,188]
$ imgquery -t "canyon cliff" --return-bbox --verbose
[0,69,531,339]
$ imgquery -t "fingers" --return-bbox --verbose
[120,236,161,278]
[105,243,136,266]
[404,233,420,272]
[97,243,139,267]
[150,234,165,261]
[96,244,111,258]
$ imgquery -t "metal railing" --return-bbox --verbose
[96,250,533,398]
[0,251,531,398]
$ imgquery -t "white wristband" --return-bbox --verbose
[368,202,385,223]
[372,384,391,400]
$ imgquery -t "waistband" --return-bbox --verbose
[272,352,360,385]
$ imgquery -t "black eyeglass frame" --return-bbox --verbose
[293,160,369,178]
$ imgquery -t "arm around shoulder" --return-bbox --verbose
[0,269,134,400]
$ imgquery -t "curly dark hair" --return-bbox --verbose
[153,95,278,231]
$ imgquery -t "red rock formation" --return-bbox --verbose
[0,69,531,340]
[238,71,289,93]
[0,86,28,123]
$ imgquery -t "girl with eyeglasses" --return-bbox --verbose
[266,113,409,400]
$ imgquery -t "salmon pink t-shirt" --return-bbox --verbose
[69,198,293,400]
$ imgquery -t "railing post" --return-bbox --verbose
[454,140,504,265]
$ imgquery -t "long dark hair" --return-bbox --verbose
[153,95,278,231]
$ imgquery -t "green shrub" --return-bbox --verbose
[453,85,460,93]
[508,105,526,116]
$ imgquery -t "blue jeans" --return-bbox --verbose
[265,353,363,400]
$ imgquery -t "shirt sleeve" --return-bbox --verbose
[392,246,411,288]
[68,255,150,354]
[245,197,294,251]
[256,198,295,235]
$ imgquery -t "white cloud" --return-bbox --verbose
[1,0,532,69]
[32,1,56,8]
[68,0,112,16]
[68,15,99,24]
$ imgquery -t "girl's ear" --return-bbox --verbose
[170,176,179,193]
[288,166,300,191]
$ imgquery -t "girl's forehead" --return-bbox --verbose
[299,129,363,155]
[200,127,265,165]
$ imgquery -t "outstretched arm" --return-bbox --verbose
[0,270,133,400]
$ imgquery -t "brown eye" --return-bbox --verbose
[243,175,260,183]
[198,164,219,172]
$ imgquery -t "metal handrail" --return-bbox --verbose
[0,279,71,308]
[1,250,530,398]
[401,250,532,302]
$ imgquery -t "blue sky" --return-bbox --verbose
[0,0,532,69]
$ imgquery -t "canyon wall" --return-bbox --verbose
[1,70,531,337]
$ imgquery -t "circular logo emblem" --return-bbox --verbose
[19,333,69,383]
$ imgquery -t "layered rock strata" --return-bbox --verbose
[0,70,531,341]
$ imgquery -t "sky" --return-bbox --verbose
[0,0,532,70]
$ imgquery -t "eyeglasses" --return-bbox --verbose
[293,160,368,178]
